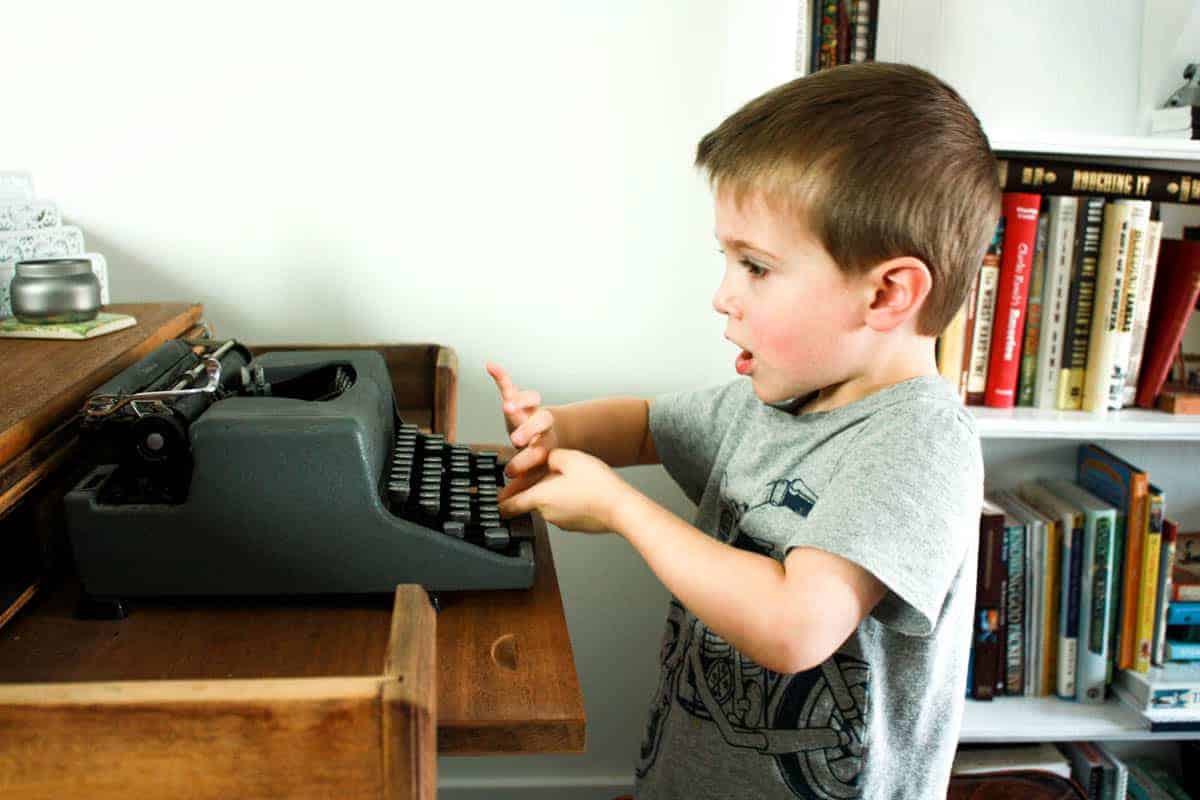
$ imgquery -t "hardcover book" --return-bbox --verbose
[1044,479,1117,704]
[1082,202,1134,412]
[1035,196,1079,410]
[1058,197,1105,410]
[974,500,1008,700]
[1134,485,1165,673]
[997,156,1200,205]
[967,222,1004,404]
[1078,444,1149,674]
[985,193,1042,408]
[1017,210,1050,406]
[1135,239,1200,409]
[1123,220,1164,406]
[1106,200,1153,410]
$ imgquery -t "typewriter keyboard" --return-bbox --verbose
[386,423,526,555]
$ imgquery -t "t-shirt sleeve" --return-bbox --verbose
[648,380,748,505]
[783,401,983,637]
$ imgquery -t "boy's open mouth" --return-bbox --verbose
[735,349,755,375]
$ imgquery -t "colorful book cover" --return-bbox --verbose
[1134,485,1164,672]
[985,193,1042,408]
[1017,209,1050,406]
[1172,531,1200,602]
[1078,444,1148,674]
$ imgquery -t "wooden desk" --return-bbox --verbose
[0,303,585,796]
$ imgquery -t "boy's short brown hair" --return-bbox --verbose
[695,62,1001,336]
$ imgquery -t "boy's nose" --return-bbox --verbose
[712,282,740,318]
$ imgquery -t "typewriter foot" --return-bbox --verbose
[76,594,132,620]
[425,590,442,613]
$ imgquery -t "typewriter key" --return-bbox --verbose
[483,526,510,550]
[442,521,466,538]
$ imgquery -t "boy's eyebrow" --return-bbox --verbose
[714,234,778,260]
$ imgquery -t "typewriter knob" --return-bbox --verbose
[131,412,189,466]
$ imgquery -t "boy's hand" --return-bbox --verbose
[486,362,561,501]
[497,448,636,534]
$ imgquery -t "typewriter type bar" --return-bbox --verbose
[65,342,535,600]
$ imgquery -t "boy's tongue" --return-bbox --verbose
[735,349,754,375]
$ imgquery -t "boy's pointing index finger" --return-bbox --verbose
[485,362,516,402]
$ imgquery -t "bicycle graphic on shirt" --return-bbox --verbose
[637,476,870,799]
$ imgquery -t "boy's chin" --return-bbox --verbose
[748,377,804,406]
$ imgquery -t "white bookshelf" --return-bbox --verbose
[961,696,1200,744]
[989,133,1200,163]
[971,407,1200,442]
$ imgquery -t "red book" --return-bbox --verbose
[984,193,1043,407]
[1135,239,1200,408]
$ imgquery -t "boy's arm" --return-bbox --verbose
[613,490,887,674]
[549,398,659,467]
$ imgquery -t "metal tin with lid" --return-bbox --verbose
[10,258,101,323]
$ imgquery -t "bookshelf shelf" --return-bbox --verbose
[960,696,1200,743]
[989,132,1200,162]
[970,406,1200,441]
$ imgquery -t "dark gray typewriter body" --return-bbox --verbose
[66,340,535,597]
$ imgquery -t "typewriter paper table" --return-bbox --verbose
[0,304,584,796]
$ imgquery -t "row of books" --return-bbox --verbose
[952,741,1197,800]
[970,445,1194,709]
[806,0,876,73]
[937,156,1200,413]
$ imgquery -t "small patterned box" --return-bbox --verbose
[0,200,61,232]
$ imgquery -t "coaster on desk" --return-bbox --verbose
[0,311,136,340]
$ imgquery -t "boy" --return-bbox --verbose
[489,62,1000,799]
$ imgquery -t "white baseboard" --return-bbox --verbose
[437,775,633,800]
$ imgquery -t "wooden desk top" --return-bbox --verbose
[0,480,584,756]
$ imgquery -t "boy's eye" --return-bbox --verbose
[740,259,767,278]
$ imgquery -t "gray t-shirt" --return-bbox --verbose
[635,375,982,800]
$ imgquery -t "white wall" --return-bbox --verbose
[3,1,1188,797]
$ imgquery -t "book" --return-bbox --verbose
[1058,197,1105,409]
[1082,201,1134,412]
[0,311,136,340]
[966,222,1003,404]
[1154,520,1180,666]
[1105,200,1153,409]
[1123,220,1164,406]
[997,156,1200,205]
[1044,479,1117,703]
[1019,481,1083,699]
[1035,196,1079,409]
[1134,485,1165,672]
[985,193,1042,408]
[1167,603,1200,625]
[973,500,1007,700]
[995,490,1061,695]
[937,301,967,390]
[1093,742,1129,800]
[1078,444,1149,674]
[951,742,1071,778]
[1135,239,1200,408]
[1058,741,1106,800]
[1117,661,1200,710]
[1113,681,1200,733]
[1165,640,1200,661]
[1173,531,1200,602]
[1017,208,1050,406]
[991,493,1028,694]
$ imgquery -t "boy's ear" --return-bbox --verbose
[862,256,933,333]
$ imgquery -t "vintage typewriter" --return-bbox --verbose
[64,338,535,607]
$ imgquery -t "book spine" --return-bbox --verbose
[1017,211,1050,406]
[1134,487,1164,672]
[1058,198,1104,409]
[1106,201,1153,410]
[985,194,1042,408]
[937,302,967,389]
[1167,602,1200,625]
[1004,521,1025,694]
[1058,516,1082,699]
[1041,519,1061,696]
[974,512,1005,699]
[1154,520,1179,666]
[1120,474,1150,671]
[957,268,981,402]
[1078,509,1115,704]
[967,222,1003,404]
[1082,202,1133,412]
[997,156,1200,205]
[1035,197,1078,409]
[1165,640,1200,660]
[1124,220,1164,406]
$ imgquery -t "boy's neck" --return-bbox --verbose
[795,336,939,415]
